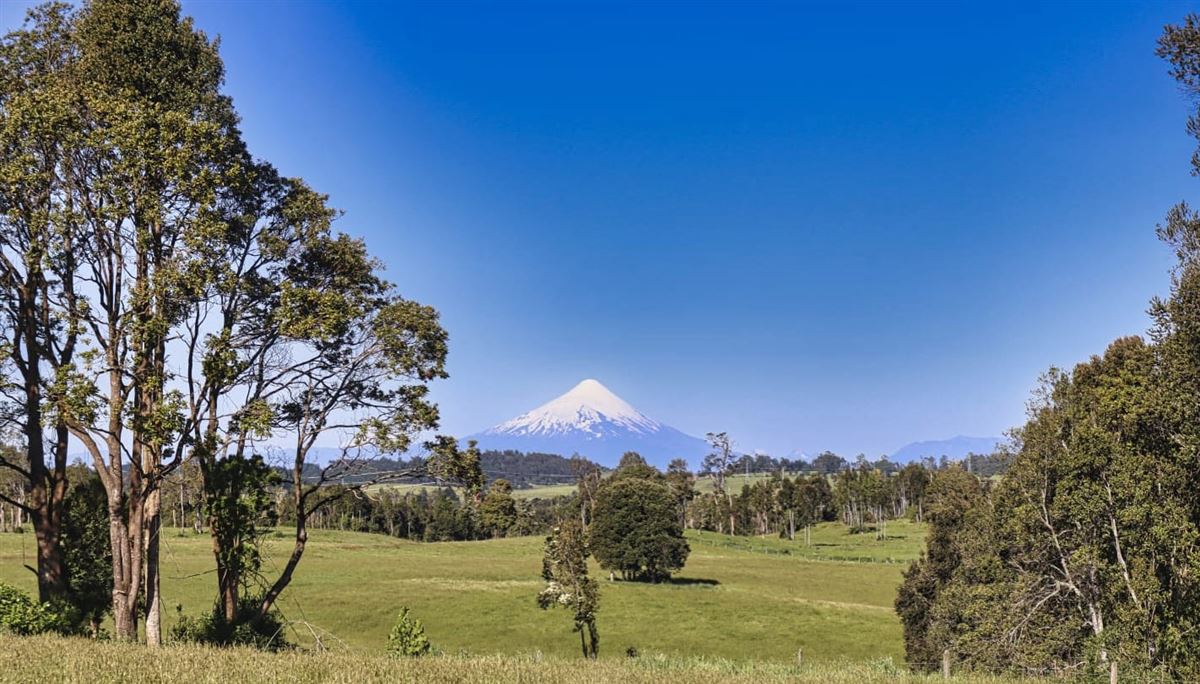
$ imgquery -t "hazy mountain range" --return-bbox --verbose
[888,435,1006,463]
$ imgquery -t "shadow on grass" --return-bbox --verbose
[666,577,721,587]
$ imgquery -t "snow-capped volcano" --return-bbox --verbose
[490,379,659,438]
[469,379,708,468]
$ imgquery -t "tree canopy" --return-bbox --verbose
[589,456,689,582]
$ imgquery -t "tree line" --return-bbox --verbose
[699,448,1011,480]
[146,440,1006,556]
[147,450,595,542]
[274,481,560,542]
[683,435,1006,540]
[895,18,1200,680]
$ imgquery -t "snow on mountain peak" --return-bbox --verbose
[469,378,709,467]
[485,378,662,438]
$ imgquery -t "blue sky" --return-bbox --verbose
[3,1,1195,457]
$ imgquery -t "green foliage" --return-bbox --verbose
[386,607,432,657]
[613,452,658,481]
[538,519,599,658]
[169,594,291,651]
[0,583,68,636]
[427,438,485,498]
[899,337,1200,676]
[590,467,689,582]
[60,475,113,634]
[422,491,477,541]
[894,467,982,672]
[206,454,279,589]
[811,452,847,475]
[479,479,518,538]
[665,459,696,528]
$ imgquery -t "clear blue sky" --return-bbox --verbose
[3,1,1195,457]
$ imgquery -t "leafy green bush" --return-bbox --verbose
[169,595,291,651]
[0,583,68,636]
[61,475,113,635]
[386,607,432,657]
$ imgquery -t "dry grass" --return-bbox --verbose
[0,634,1028,683]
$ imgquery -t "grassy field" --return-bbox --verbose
[0,522,923,666]
[0,634,1032,684]
[691,519,925,564]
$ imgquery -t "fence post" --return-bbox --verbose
[795,648,803,668]
[942,648,951,680]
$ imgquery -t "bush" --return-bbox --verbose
[169,595,291,651]
[61,476,113,635]
[0,583,69,636]
[386,607,432,657]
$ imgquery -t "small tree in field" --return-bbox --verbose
[386,607,432,657]
[538,519,599,658]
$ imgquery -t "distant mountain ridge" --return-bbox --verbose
[467,379,708,468]
[889,435,1006,463]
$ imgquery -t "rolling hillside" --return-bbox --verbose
[0,523,922,664]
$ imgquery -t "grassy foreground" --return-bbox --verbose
[0,634,1026,683]
[0,522,923,664]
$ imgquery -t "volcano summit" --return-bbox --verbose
[468,379,708,468]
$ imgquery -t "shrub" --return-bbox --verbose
[61,476,113,635]
[169,595,291,651]
[386,607,432,657]
[0,583,68,636]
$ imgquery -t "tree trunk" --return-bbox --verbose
[728,491,736,536]
[144,487,163,646]
[109,495,137,640]
[209,505,240,624]
[16,322,69,603]
[259,519,307,618]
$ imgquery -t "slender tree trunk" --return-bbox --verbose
[109,495,135,640]
[728,492,736,536]
[259,517,307,617]
[144,487,162,646]
[204,452,240,624]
